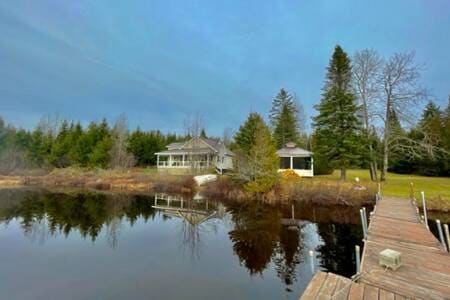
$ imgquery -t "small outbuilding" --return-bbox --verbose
[276,142,313,177]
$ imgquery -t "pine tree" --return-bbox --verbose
[270,89,301,148]
[313,45,361,180]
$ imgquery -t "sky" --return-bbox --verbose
[0,0,449,135]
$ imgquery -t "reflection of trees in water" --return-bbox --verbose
[180,218,202,259]
[0,191,156,247]
[227,202,283,275]
[176,200,220,260]
[315,223,363,277]
[272,225,304,286]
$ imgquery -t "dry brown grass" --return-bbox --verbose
[202,176,376,206]
[2,167,196,194]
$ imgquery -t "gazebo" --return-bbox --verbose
[276,142,314,177]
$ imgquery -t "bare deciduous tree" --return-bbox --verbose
[183,112,204,138]
[379,52,428,181]
[110,114,135,169]
[353,49,383,181]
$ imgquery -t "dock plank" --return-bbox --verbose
[300,195,450,300]
[299,272,327,300]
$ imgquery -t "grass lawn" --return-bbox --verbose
[316,169,450,211]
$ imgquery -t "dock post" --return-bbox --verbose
[421,191,429,230]
[360,209,367,239]
[436,220,448,251]
[355,245,361,274]
[444,224,450,253]
[363,207,368,234]
[377,182,381,198]
[309,250,315,274]
[291,204,295,219]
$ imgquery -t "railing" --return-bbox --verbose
[157,161,211,168]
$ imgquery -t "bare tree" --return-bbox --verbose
[379,52,428,181]
[222,127,233,147]
[110,114,135,169]
[183,112,204,138]
[353,49,383,181]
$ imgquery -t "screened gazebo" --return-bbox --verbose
[276,142,314,177]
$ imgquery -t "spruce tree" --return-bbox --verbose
[270,89,301,148]
[233,112,266,155]
[313,45,361,180]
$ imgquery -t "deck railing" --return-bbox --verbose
[157,161,211,168]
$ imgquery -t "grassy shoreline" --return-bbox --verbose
[316,169,450,211]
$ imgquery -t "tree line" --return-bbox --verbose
[0,115,180,173]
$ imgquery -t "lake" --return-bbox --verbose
[0,188,364,300]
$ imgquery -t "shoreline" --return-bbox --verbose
[1,171,449,213]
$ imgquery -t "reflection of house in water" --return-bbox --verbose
[153,193,225,258]
[152,193,225,225]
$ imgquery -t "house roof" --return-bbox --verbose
[155,148,214,155]
[276,142,313,157]
[166,142,185,150]
[158,137,234,156]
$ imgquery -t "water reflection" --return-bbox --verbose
[152,192,225,258]
[0,188,363,299]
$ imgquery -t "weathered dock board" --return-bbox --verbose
[359,197,450,299]
[300,196,450,299]
[299,272,400,300]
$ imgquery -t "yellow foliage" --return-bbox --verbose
[281,169,301,179]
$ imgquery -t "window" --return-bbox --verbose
[279,157,291,169]
[292,157,311,170]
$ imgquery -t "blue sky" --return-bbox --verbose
[1,0,449,135]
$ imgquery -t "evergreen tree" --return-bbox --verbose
[270,89,301,148]
[200,128,207,138]
[313,45,362,180]
[233,113,279,194]
[233,112,265,155]
[244,122,279,194]
[49,120,71,167]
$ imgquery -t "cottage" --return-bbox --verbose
[155,136,234,173]
[277,142,313,177]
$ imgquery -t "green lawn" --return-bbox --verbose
[316,169,450,210]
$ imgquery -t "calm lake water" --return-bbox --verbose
[0,188,363,300]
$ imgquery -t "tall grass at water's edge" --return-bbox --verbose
[202,176,376,207]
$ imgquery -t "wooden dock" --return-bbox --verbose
[300,196,450,299]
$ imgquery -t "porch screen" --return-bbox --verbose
[279,157,291,169]
[293,157,311,170]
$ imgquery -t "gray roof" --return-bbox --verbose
[158,137,234,156]
[167,142,185,150]
[276,142,312,157]
[155,148,214,155]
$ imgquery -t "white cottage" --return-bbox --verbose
[277,142,314,177]
[155,137,234,173]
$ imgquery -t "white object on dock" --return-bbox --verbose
[193,174,217,186]
[379,249,402,270]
